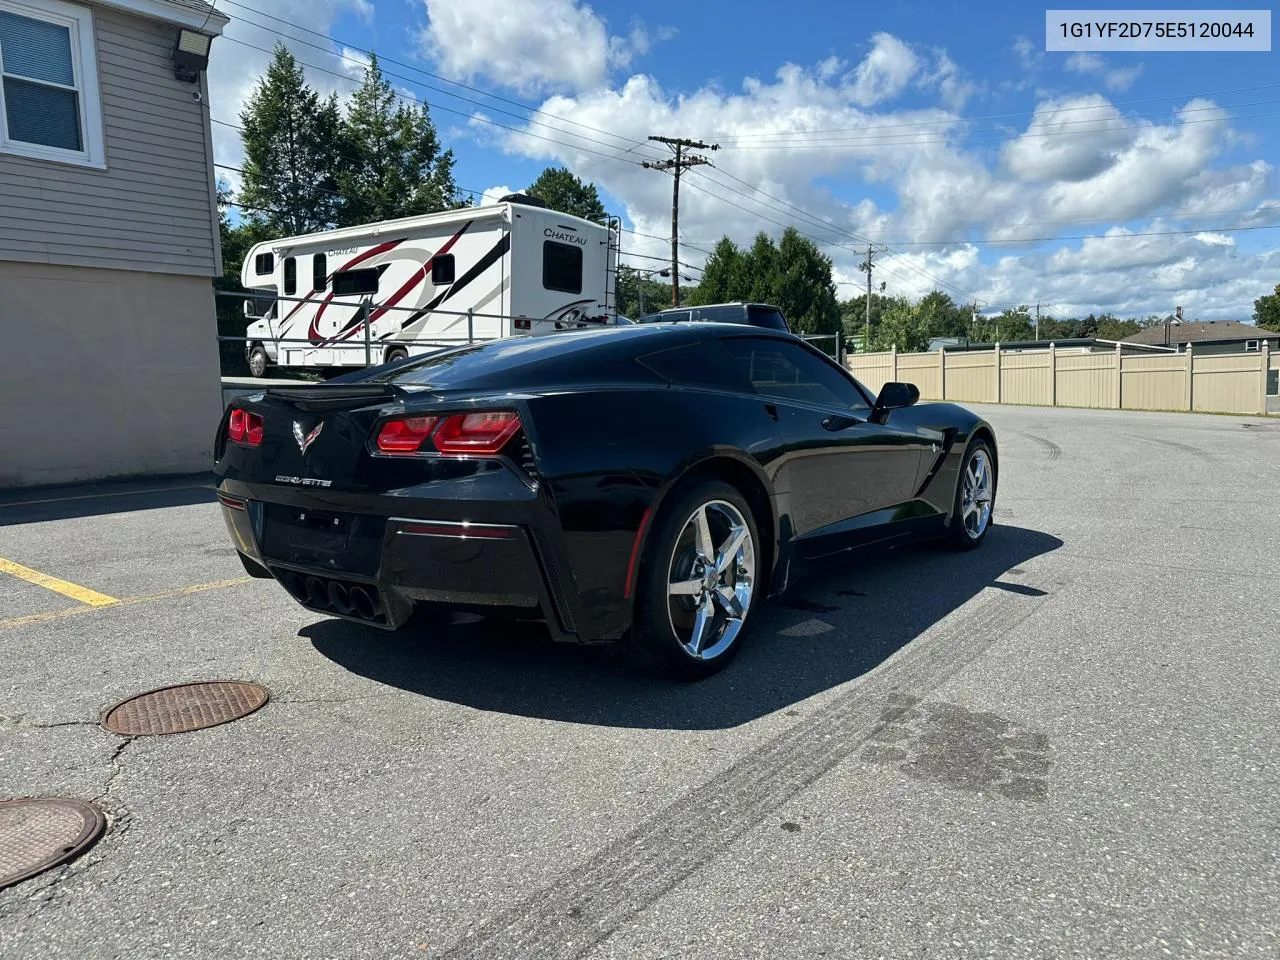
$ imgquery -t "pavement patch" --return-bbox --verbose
[101,681,270,737]
[0,798,106,891]
[863,694,1051,802]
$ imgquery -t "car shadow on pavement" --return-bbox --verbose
[305,524,1062,730]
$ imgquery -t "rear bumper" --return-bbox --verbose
[217,483,581,640]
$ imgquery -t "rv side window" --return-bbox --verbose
[254,252,274,275]
[543,241,583,294]
[333,267,380,297]
[283,257,297,296]
[313,254,327,291]
[432,254,455,285]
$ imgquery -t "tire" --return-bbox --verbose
[631,479,761,680]
[384,346,408,365]
[947,438,996,550]
[247,344,269,378]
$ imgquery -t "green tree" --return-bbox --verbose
[915,290,969,340]
[871,296,927,352]
[238,44,343,235]
[337,54,460,226]
[742,232,780,303]
[1096,316,1142,340]
[1253,283,1280,332]
[214,181,271,375]
[841,293,891,342]
[774,227,840,335]
[975,306,1035,342]
[526,166,607,221]
[687,237,744,306]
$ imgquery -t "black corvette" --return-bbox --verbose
[215,323,997,678]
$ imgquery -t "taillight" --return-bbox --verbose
[227,408,263,446]
[433,411,522,455]
[376,416,439,454]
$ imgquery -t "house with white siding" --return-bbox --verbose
[0,0,228,487]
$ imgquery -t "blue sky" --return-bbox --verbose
[209,1,1280,320]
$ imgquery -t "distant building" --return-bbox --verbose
[1121,319,1279,355]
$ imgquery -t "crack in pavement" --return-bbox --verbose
[0,714,100,730]
[1,736,134,921]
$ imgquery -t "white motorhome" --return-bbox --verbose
[239,195,619,376]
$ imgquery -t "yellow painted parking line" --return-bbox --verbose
[0,557,119,607]
[0,576,254,630]
[0,483,215,509]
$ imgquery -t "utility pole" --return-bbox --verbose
[1035,302,1041,341]
[857,243,878,349]
[643,136,718,306]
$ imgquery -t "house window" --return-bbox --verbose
[543,241,583,294]
[312,253,327,291]
[431,254,455,285]
[283,257,296,296]
[1244,339,1260,352]
[0,0,104,168]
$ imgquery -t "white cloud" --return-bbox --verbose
[419,0,666,96]
[1064,51,1144,92]
[1012,36,1043,72]
[1001,95,1134,183]
[920,50,979,111]
[848,32,920,106]
[481,184,514,206]
[475,47,1276,320]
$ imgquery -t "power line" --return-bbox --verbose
[881,222,1280,246]
[215,0,662,157]
[712,108,1280,150]
[642,136,719,306]
[689,167,981,305]
[697,81,1280,139]
[216,31,654,168]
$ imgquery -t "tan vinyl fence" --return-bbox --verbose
[847,342,1275,416]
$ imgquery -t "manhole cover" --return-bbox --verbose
[0,798,106,891]
[101,681,269,736]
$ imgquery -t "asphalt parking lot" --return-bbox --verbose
[2,403,1278,959]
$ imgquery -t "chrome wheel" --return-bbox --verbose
[666,500,756,661]
[961,448,993,539]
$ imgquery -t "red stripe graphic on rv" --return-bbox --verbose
[325,222,473,346]
[306,239,405,343]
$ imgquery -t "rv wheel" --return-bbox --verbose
[248,344,269,378]
[384,346,408,365]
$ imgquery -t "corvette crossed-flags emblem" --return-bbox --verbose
[293,421,324,454]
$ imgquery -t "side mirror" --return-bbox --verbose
[870,381,920,423]
[243,300,256,319]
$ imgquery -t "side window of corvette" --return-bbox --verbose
[722,337,871,412]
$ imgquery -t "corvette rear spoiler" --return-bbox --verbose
[263,382,403,411]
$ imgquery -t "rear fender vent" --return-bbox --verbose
[511,430,539,483]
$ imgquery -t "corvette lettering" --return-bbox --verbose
[274,475,333,487]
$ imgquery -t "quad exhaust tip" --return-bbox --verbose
[275,570,391,626]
